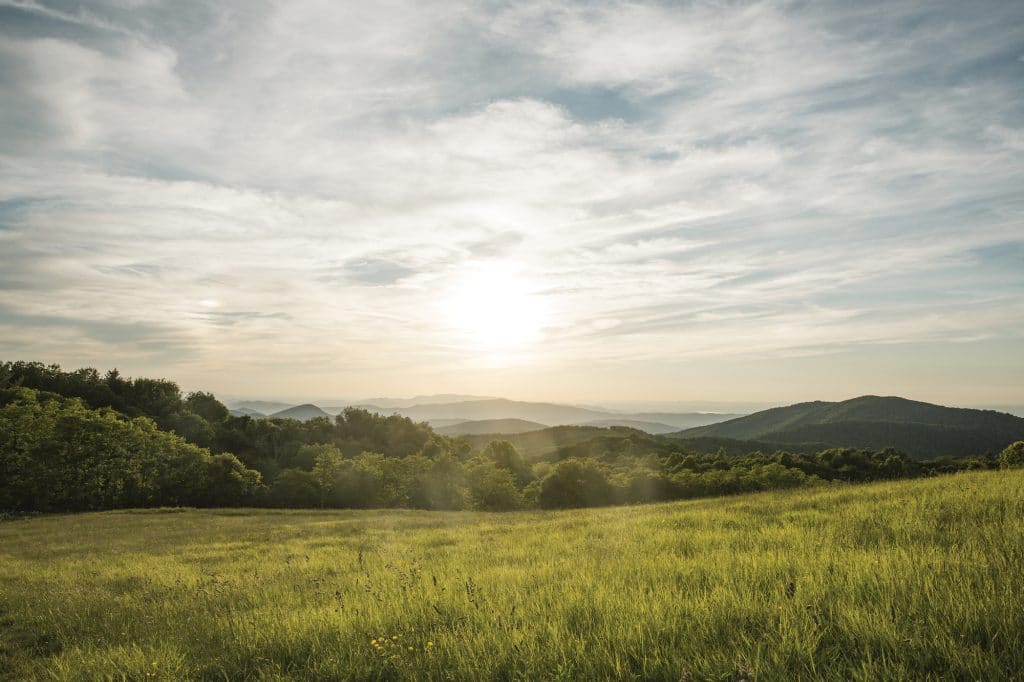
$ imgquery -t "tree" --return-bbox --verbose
[311,445,345,506]
[185,391,230,423]
[125,377,182,423]
[196,453,263,506]
[0,388,262,512]
[622,466,670,503]
[267,469,319,507]
[167,411,215,448]
[538,458,612,508]
[482,440,534,487]
[466,461,523,511]
[332,452,387,508]
[999,441,1024,469]
[422,454,467,510]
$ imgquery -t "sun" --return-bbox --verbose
[442,262,547,350]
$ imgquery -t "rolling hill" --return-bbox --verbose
[353,394,496,409]
[223,396,739,434]
[675,395,1024,457]
[450,424,816,459]
[356,398,610,425]
[267,404,331,421]
[231,400,293,415]
[579,419,681,434]
[436,418,549,436]
[624,412,743,429]
[229,407,265,418]
[355,398,739,434]
[456,425,631,458]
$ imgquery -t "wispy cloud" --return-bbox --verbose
[0,0,140,37]
[0,0,1021,404]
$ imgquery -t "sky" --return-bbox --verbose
[0,0,1022,408]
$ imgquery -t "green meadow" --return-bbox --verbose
[1,469,1022,681]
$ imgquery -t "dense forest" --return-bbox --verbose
[1,361,1019,514]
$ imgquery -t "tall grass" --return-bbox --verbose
[1,470,1022,680]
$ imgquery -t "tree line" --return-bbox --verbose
[1,362,1019,514]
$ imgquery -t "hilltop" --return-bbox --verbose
[266,403,330,421]
[676,395,1024,457]
[436,418,549,436]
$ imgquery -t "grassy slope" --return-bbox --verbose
[1,471,1022,681]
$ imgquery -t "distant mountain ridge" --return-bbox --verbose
[355,398,609,425]
[232,400,292,415]
[625,412,745,429]
[579,419,681,434]
[675,395,1024,457]
[267,404,330,421]
[234,396,738,434]
[353,398,738,434]
[436,419,549,436]
[353,394,496,409]
[229,407,265,418]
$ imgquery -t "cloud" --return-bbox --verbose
[0,0,140,37]
[0,0,1021,402]
[339,259,418,286]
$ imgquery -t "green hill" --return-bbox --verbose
[676,395,1024,457]
[267,404,331,421]
[670,435,827,456]
[436,418,549,436]
[457,424,829,460]
[457,425,630,458]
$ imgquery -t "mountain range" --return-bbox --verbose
[225,394,1024,458]
[351,398,740,431]
[348,394,495,409]
[433,416,697,437]
[228,396,739,434]
[231,400,293,416]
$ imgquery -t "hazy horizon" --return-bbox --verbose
[214,391,1024,419]
[1,1,1022,407]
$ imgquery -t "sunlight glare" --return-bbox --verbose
[443,262,547,351]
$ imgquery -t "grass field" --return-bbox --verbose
[1,470,1022,681]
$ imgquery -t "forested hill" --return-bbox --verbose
[675,396,1024,457]
[446,424,829,459]
[267,404,330,421]
[436,419,549,436]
